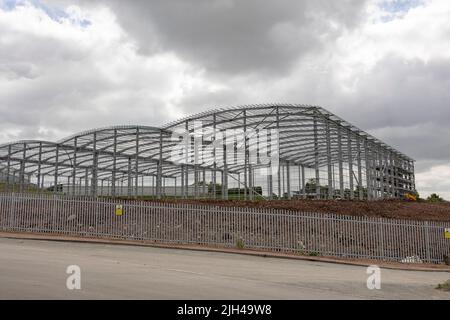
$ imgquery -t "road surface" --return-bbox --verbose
[0,237,448,299]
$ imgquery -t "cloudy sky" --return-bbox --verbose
[0,0,449,198]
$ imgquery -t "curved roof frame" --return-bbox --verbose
[0,104,414,186]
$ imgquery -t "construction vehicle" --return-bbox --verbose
[404,193,417,201]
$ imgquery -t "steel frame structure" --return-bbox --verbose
[0,104,415,200]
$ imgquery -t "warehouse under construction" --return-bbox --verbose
[0,104,416,200]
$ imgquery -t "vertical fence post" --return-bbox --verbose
[51,193,57,233]
[378,217,384,260]
[424,221,431,263]
[9,192,16,231]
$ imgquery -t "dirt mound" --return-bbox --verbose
[144,198,450,222]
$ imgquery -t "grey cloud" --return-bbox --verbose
[0,63,38,80]
[0,39,168,141]
[325,56,450,164]
[91,0,369,76]
[172,52,450,168]
[3,0,450,198]
[371,124,450,162]
[340,57,450,129]
[175,86,247,117]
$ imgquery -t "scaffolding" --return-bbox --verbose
[0,104,416,200]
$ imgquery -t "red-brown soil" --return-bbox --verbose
[140,198,450,222]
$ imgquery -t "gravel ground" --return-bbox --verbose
[126,198,450,222]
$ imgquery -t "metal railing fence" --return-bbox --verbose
[0,192,448,264]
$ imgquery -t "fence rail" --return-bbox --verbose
[0,192,448,264]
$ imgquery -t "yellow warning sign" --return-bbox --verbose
[115,204,123,216]
[445,228,450,239]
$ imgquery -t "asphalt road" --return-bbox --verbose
[0,237,448,299]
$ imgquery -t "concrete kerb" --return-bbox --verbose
[1,231,449,273]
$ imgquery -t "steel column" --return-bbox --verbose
[357,137,363,200]
[313,112,320,199]
[337,126,344,199]
[54,144,59,194]
[348,131,354,199]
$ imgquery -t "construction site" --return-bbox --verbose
[1,103,447,221]
[0,104,417,200]
[0,104,448,268]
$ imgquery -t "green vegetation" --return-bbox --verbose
[436,280,450,291]
[427,193,445,202]
[304,179,326,197]
[235,238,245,249]
[210,182,264,200]
[444,255,450,266]
[302,179,367,199]
[296,241,307,255]
[0,182,54,194]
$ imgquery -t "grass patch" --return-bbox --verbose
[436,280,450,292]
[235,238,245,249]
[444,255,450,266]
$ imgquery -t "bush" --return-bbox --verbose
[444,255,450,266]
[427,193,445,202]
[235,238,245,249]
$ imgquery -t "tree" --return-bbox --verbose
[426,193,445,202]
[305,178,319,196]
